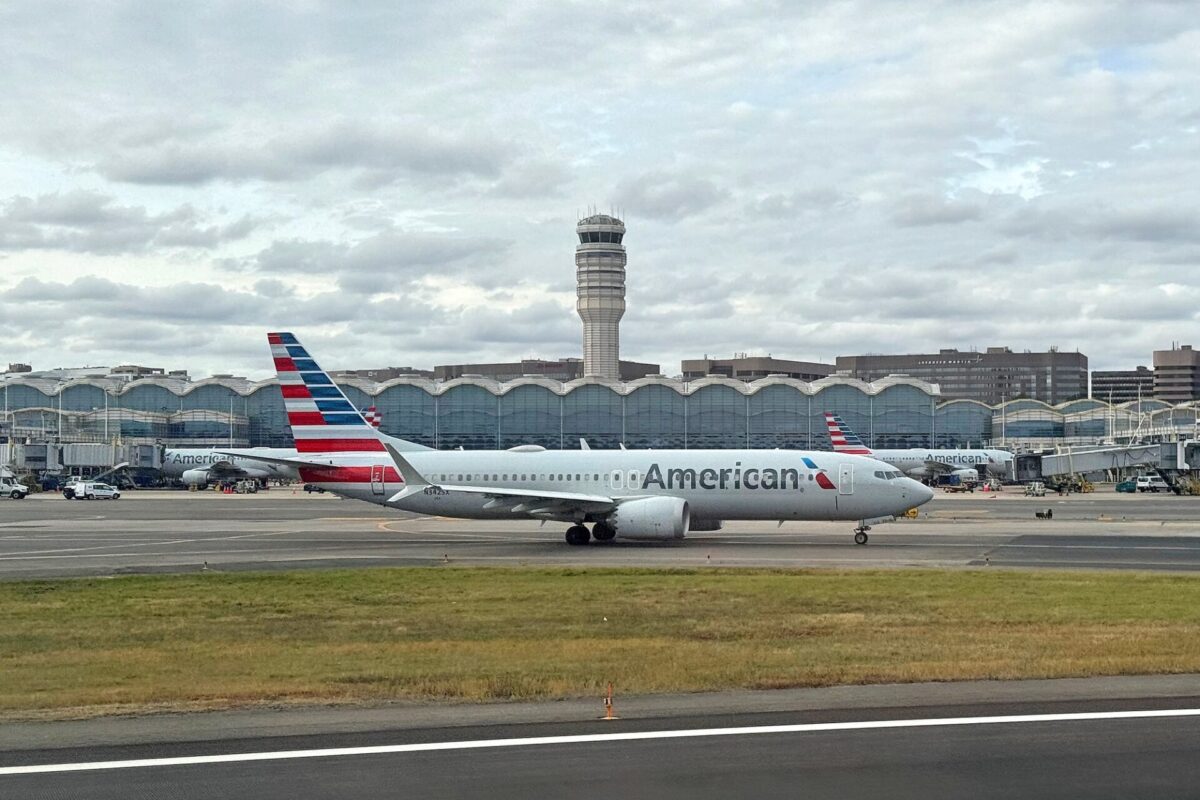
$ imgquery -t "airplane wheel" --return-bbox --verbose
[592,522,616,542]
[854,530,868,545]
[565,525,591,546]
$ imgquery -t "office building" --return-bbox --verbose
[681,355,834,382]
[434,358,658,383]
[1154,345,1200,403]
[835,347,1088,405]
[1092,366,1154,404]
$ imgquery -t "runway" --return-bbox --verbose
[4,683,1200,799]
[2,490,1200,578]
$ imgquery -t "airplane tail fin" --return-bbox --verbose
[823,412,873,454]
[269,332,430,453]
[270,331,385,454]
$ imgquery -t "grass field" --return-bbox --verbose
[4,567,1200,719]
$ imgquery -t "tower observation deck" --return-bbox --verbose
[575,213,626,379]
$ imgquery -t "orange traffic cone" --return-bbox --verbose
[602,682,618,720]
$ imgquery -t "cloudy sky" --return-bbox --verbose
[1,1,1197,379]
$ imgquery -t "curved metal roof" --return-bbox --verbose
[4,373,1197,416]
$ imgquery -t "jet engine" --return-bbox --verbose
[951,468,979,483]
[181,469,211,487]
[687,519,723,532]
[606,496,690,540]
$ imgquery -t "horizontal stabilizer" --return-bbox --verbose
[216,450,333,468]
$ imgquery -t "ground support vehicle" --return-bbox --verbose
[0,476,29,499]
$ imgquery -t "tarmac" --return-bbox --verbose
[4,676,1200,799]
[4,488,1200,797]
[2,488,1200,578]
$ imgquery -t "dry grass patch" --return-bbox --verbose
[3,567,1200,718]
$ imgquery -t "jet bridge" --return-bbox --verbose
[1038,442,1190,477]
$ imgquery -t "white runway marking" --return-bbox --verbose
[3,708,1198,775]
[0,530,299,559]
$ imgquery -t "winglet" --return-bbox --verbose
[579,438,591,451]
[384,442,431,503]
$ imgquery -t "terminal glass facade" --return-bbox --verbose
[4,376,1198,452]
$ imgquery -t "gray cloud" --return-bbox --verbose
[95,121,513,187]
[614,170,729,221]
[0,1,1198,375]
[0,191,258,254]
[232,230,512,296]
[1001,202,1200,244]
[891,193,984,226]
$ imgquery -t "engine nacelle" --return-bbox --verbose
[606,496,690,540]
[181,469,211,487]
[952,468,980,483]
[687,518,723,532]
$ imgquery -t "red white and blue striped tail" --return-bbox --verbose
[269,332,385,454]
[823,412,873,455]
[361,406,382,428]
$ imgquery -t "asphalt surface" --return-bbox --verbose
[4,493,1200,796]
[4,679,1200,799]
[2,490,1200,578]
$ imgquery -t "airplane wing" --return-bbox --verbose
[381,442,616,517]
[203,460,250,479]
[415,484,617,516]
[215,450,336,469]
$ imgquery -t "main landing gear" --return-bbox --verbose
[565,522,616,545]
[853,524,871,545]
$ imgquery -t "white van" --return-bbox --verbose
[1135,475,1170,493]
[74,482,121,500]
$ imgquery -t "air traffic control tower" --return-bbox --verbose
[575,213,626,379]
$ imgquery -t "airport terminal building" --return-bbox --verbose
[3,214,1197,463]
[3,373,1197,459]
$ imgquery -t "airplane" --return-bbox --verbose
[162,447,301,488]
[164,406,391,487]
[822,412,1014,484]
[220,332,934,546]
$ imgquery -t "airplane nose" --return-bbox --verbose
[902,478,934,507]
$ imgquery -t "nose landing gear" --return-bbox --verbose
[853,524,871,545]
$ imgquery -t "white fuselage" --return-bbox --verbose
[300,449,931,524]
[162,448,301,484]
[866,449,1013,480]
